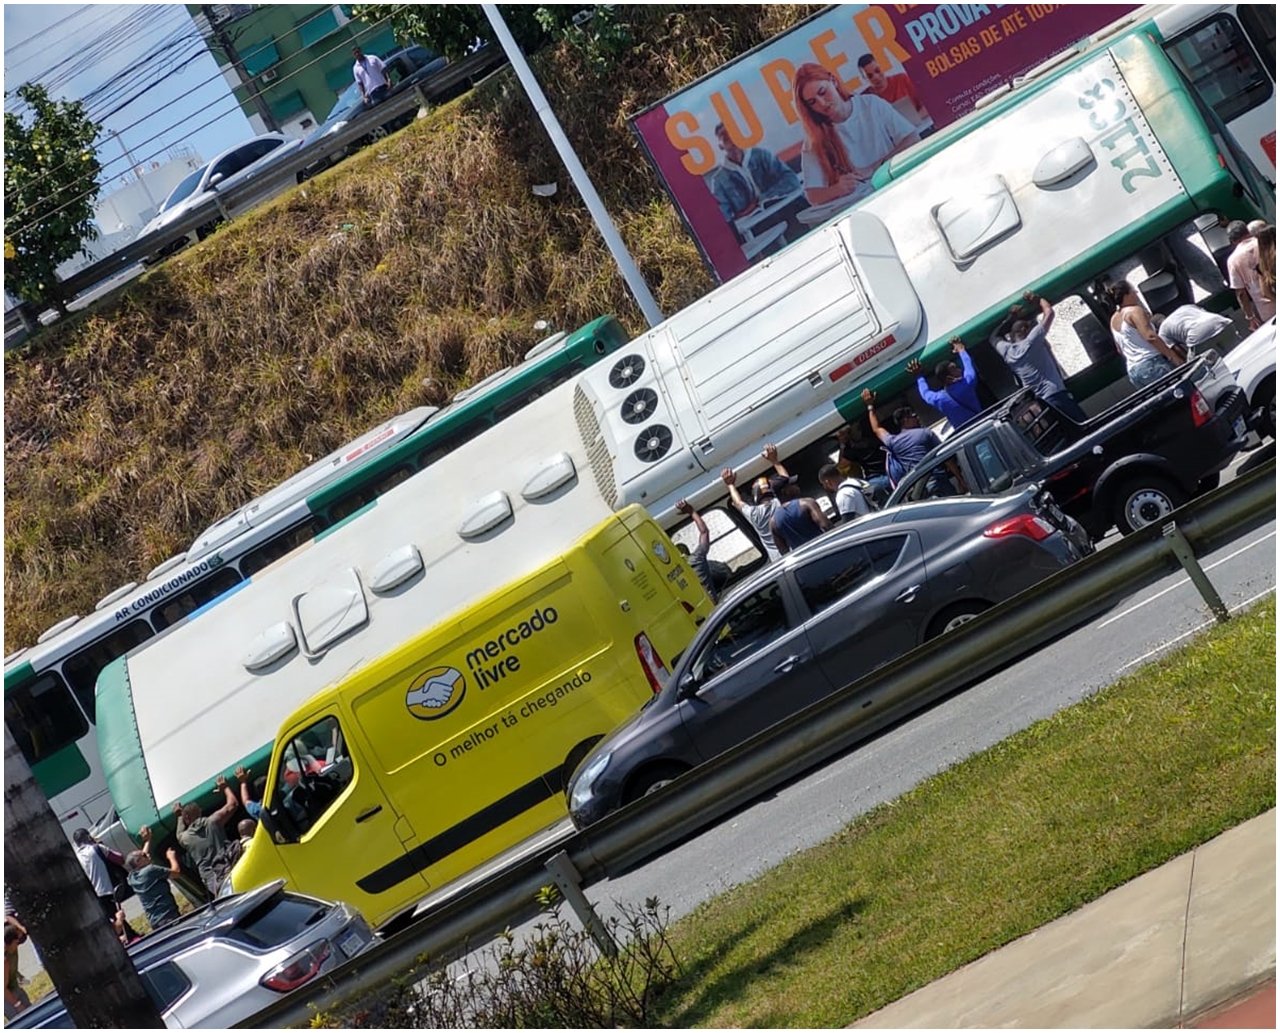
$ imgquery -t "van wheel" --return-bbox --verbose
[559,736,603,793]
[622,763,690,806]
[1112,474,1186,535]
[925,601,991,641]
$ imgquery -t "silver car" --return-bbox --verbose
[11,880,374,1028]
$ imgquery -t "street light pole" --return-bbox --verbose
[480,5,664,329]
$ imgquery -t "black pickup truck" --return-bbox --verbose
[886,355,1248,538]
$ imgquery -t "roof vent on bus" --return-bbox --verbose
[932,176,1021,263]
[37,615,82,644]
[621,388,659,425]
[457,491,513,539]
[243,622,298,672]
[521,452,577,500]
[608,354,646,389]
[524,331,568,361]
[634,424,674,463]
[368,545,424,593]
[1033,138,1095,188]
[146,553,188,580]
[95,583,140,611]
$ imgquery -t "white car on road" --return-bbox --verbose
[1224,317,1276,442]
[139,133,302,264]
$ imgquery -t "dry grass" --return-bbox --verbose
[3,7,822,651]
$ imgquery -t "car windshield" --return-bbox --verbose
[325,82,365,122]
[161,165,209,211]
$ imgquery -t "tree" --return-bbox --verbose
[4,722,163,1027]
[351,4,581,61]
[3,83,103,316]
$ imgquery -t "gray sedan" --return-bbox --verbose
[567,485,1090,826]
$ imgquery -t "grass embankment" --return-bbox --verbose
[652,598,1277,1028]
[3,6,818,652]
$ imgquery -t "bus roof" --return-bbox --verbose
[101,370,616,825]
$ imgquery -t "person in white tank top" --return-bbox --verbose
[1106,280,1186,388]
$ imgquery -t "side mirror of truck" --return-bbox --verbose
[260,803,300,845]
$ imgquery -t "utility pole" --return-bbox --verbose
[480,5,663,328]
[111,129,157,210]
[200,5,281,133]
[4,722,164,1027]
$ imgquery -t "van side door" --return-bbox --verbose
[263,713,426,924]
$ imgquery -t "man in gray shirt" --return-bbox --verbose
[993,291,1088,421]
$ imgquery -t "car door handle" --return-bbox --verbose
[773,654,806,673]
[895,585,920,603]
[355,806,383,824]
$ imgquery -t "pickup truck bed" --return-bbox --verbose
[887,356,1247,537]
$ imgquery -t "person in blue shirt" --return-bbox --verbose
[708,123,801,224]
[907,338,983,430]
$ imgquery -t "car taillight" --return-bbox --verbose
[1189,388,1213,428]
[983,513,1055,541]
[633,633,670,694]
[260,939,331,993]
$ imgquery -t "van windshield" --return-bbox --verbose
[162,165,209,211]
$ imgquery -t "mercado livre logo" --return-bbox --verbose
[405,666,466,720]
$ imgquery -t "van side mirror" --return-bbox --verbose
[261,803,300,845]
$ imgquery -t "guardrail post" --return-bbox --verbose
[544,850,617,957]
[1162,521,1230,622]
[414,84,431,117]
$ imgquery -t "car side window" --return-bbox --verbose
[794,536,908,615]
[272,715,352,837]
[211,139,278,181]
[689,582,789,681]
[141,961,192,1012]
[969,436,1013,491]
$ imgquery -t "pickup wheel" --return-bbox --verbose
[1111,474,1186,535]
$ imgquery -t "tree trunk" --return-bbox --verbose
[3,722,164,1027]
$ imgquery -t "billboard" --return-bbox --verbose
[631,4,1139,282]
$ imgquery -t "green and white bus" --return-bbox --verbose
[97,17,1272,857]
[4,315,629,842]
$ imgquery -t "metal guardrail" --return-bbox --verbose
[46,47,508,307]
[241,460,1276,1027]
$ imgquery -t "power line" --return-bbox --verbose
[5,4,411,235]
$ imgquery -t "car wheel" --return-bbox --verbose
[925,601,992,641]
[1111,474,1186,535]
[1255,378,1276,440]
[621,763,690,806]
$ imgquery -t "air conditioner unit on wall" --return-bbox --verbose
[261,67,278,83]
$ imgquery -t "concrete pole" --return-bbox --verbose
[480,5,664,328]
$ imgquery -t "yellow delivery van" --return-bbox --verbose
[228,505,713,927]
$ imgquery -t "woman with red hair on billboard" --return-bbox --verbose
[793,62,920,210]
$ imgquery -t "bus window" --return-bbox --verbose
[324,465,413,525]
[238,520,322,579]
[669,505,766,596]
[151,567,244,631]
[5,671,88,765]
[1235,7,1275,71]
[62,619,153,719]
[1164,16,1273,124]
[1043,294,1107,374]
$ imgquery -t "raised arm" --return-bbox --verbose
[762,443,788,478]
[675,500,710,552]
[953,339,978,384]
[906,358,944,407]
[720,467,746,511]
[1025,291,1056,333]
[860,389,892,444]
[211,775,239,827]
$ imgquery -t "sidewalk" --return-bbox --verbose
[854,809,1276,1028]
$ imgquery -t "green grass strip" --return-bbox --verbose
[655,598,1277,1028]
